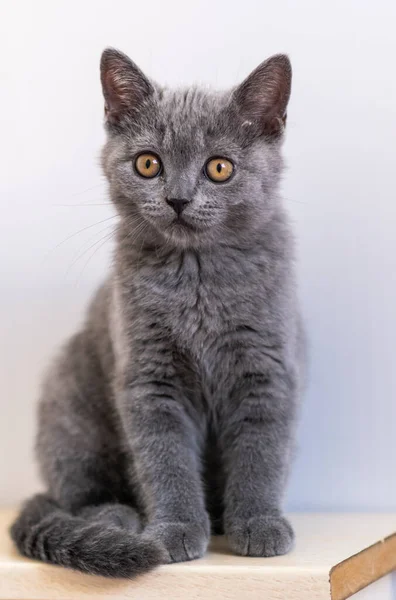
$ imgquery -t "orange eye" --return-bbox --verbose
[205,157,234,182]
[135,153,162,178]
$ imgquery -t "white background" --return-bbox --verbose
[0,0,395,510]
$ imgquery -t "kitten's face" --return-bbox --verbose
[101,50,291,249]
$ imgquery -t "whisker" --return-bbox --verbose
[117,216,151,272]
[66,226,116,275]
[68,223,116,265]
[71,183,107,197]
[52,203,113,207]
[135,222,152,271]
[74,233,114,287]
[283,196,308,205]
[43,215,118,261]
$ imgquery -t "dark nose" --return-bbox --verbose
[166,198,190,216]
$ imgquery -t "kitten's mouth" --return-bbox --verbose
[170,217,196,231]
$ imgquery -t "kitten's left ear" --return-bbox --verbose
[233,54,292,138]
[100,48,154,125]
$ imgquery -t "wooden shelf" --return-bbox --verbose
[0,509,395,599]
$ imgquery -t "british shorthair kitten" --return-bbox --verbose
[11,48,305,577]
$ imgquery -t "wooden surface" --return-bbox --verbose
[0,509,395,599]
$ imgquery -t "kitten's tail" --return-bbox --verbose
[10,494,164,578]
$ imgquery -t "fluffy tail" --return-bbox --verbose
[10,494,164,578]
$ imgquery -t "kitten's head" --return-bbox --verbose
[101,49,291,249]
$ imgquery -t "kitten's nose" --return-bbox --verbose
[166,198,190,216]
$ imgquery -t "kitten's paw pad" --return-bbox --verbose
[145,521,209,563]
[227,515,294,557]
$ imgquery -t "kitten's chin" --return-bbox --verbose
[162,221,202,248]
[157,217,215,249]
[168,217,198,233]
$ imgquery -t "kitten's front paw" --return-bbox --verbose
[144,520,209,563]
[226,515,294,557]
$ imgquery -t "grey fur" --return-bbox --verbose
[11,48,305,578]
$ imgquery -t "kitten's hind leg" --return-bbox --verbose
[11,312,163,576]
[36,332,134,513]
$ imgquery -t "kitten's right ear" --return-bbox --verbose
[100,48,154,125]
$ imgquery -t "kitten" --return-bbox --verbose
[11,48,305,578]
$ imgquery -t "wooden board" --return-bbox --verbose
[0,510,395,599]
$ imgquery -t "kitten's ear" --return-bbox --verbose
[100,48,154,125]
[233,54,292,137]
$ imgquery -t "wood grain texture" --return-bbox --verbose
[0,510,395,600]
[331,532,396,600]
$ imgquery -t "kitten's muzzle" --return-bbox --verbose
[166,197,190,216]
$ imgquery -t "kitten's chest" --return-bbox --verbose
[138,249,266,351]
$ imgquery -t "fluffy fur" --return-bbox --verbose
[11,48,305,578]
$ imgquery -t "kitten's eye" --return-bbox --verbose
[205,157,234,183]
[135,153,162,178]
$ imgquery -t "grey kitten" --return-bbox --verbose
[11,48,305,578]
